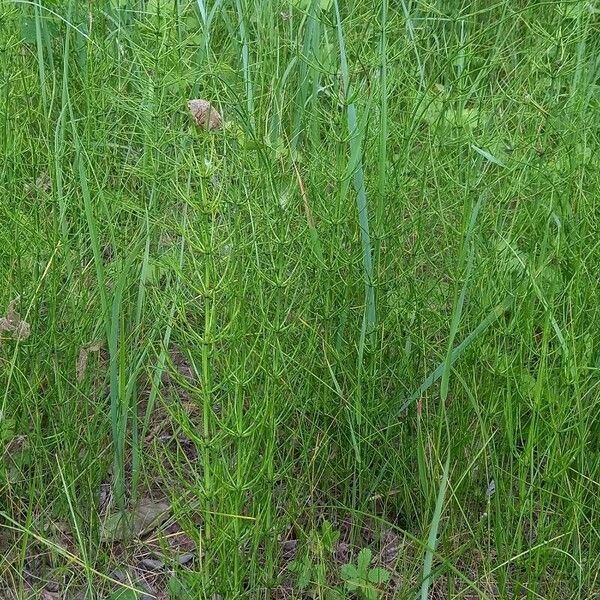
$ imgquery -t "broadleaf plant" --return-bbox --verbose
[340,548,391,600]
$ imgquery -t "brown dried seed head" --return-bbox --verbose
[188,99,223,130]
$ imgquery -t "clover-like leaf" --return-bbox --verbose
[321,520,340,552]
[368,567,391,585]
[341,548,391,599]
[340,563,359,591]
[356,548,372,576]
[289,556,312,590]
[364,588,379,600]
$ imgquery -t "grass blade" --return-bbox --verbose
[421,452,450,600]
[235,0,254,124]
[375,0,388,265]
[397,296,514,417]
[333,0,375,337]
[440,193,485,401]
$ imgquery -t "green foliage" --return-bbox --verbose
[1,1,599,598]
[19,15,58,44]
[167,572,200,599]
[288,521,342,597]
[340,549,390,600]
[290,0,333,11]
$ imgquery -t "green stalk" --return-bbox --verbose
[292,0,321,149]
[421,451,450,600]
[333,0,375,338]
[54,0,74,270]
[375,0,388,267]
[440,193,485,401]
[33,0,48,113]
[395,295,514,418]
[235,0,254,124]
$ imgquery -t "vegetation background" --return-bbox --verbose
[0,0,599,598]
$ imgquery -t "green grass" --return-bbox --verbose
[1,0,599,598]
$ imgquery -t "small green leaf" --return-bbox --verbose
[168,572,196,599]
[495,238,527,274]
[364,587,379,600]
[298,558,312,589]
[314,561,326,583]
[321,520,340,551]
[471,144,506,167]
[368,567,391,584]
[0,417,16,443]
[356,548,372,575]
[340,562,359,582]
[290,555,312,590]
[288,559,300,573]
[445,107,478,130]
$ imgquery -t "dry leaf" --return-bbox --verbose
[0,297,31,342]
[40,587,60,600]
[178,552,194,565]
[188,99,222,130]
[76,340,103,382]
[101,499,170,542]
[138,557,165,571]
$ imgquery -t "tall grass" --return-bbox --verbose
[333,0,376,343]
[1,0,599,598]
